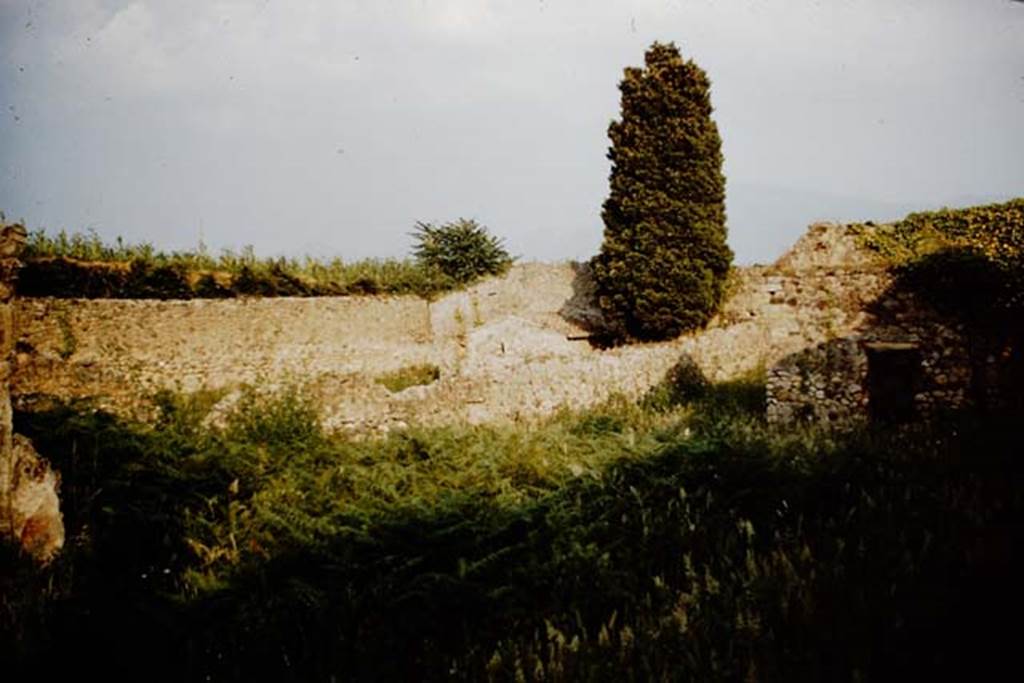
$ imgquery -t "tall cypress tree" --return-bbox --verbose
[593,42,733,340]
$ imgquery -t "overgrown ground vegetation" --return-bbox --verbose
[2,368,1021,681]
[16,218,513,299]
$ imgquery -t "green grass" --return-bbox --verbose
[17,228,461,299]
[375,363,442,393]
[2,374,1021,681]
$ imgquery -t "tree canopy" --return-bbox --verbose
[593,42,733,341]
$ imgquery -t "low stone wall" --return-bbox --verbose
[14,262,719,429]
[766,324,972,425]
[11,223,979,431]
[764,225,975,424]
[16,294,432,393]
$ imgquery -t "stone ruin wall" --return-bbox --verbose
[7,225,887,430]
[9,223,981,434]
[766,314,971,424]
[765,303,973,425]
[0,221,1004,564]
[764,225,975,424]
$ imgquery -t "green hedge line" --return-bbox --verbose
[16,257,452,299]
[14,221,513,300]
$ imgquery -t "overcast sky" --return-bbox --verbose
[1,0,1022,265]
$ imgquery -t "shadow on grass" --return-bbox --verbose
[641,353,766,422]
[3,392,1022,681]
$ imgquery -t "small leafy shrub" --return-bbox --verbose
[223,385,323,448]
[411,218,513,285]
[375,363,441,393]
[664,355,711,402]
[641,355,710,412]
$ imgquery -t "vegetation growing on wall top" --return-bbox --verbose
[15,224,512,300]
[412,218,513,285]
[857,197,1024,266]
[857,197,1024,317]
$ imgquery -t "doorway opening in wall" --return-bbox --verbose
[865,342,920,424]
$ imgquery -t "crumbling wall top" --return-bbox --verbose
[771,223,884,273]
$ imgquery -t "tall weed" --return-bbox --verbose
[4,383,1021,681]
